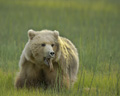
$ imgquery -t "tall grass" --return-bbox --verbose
[0,0,120,96]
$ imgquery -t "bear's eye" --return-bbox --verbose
[51,44,54,47]
[41,43,46,47]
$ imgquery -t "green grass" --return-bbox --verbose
[0,0,120,96]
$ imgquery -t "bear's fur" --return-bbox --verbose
[15,29,79,89]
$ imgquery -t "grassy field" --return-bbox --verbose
[0,0,120,96]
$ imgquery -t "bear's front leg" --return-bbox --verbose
[15,72,26,89]
[62,74,70,89]
[15,74,42,89]
[15,63,44,89]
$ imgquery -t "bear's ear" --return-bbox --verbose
[53,30,59,39]
[28,29,36,40]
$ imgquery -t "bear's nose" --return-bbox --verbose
[49,52,55,57]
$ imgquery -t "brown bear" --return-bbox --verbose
[15,29,79,89]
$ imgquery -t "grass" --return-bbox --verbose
[0,0,120,96]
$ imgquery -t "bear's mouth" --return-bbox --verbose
[44,57,51,66]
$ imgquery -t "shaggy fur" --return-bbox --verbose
[15,29,79,89]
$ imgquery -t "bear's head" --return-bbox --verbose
[28,29,60,67]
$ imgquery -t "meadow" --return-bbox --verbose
[0,0,120,96]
